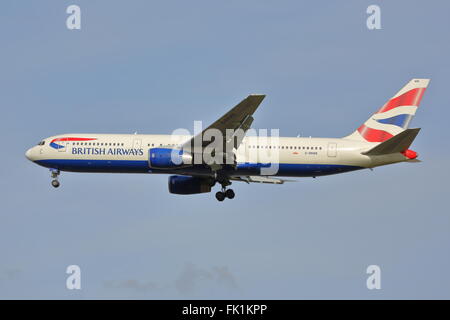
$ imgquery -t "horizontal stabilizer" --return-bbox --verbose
[362,128,421,156]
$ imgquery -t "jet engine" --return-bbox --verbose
[168,175,212,195]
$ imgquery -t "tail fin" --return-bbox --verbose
[344,79,430,142]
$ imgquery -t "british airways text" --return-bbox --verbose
[72,148,144,156]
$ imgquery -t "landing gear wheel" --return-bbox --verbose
[50,169,61,188]
[215,191,225,202]
[225,189,235,199]
[51,180,60,188]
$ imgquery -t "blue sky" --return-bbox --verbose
[1,1,449,299]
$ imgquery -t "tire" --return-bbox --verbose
[215,191,225,201]
[225,189,235,199]
[51,180,60,188]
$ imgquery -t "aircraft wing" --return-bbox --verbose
[230,176,296,184]
[182,94,266,154]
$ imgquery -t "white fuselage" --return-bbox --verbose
[25,133,408,178]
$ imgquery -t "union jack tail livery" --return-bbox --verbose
[345,79,430,142]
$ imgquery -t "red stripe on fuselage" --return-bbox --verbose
[377,87,426,113]
[357,124,394,142]
[51,137,97,143]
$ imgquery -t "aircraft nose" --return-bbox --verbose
[25,148,34,161]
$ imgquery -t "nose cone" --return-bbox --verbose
[25,148,34,161]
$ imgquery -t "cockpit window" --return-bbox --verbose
[37,141,45,146]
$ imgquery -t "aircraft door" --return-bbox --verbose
[327,142,337,157]
[133,139,142,150]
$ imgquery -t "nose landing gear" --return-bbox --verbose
[50,169,60,188]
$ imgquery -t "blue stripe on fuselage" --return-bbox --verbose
[35,159,364,177]
[36,159,149,173]
[236,162,363,177]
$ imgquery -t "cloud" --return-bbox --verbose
[175,263,238,295]
[104,279,160,293]
[103,263,237,296]
[0,268,22,282]
[212,266,238,289]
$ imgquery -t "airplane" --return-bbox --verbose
[25,78,429,201]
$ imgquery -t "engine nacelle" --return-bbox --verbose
[149,148,192,168]
[168,175,212,195]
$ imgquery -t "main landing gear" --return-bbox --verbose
[215,179,235,202]
[50,169,60,188]
[215,189,235,201]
